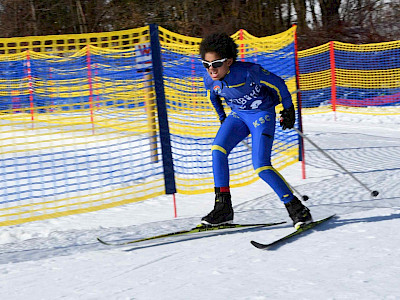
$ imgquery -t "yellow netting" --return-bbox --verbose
[0,27,162,226]
[0,26,150,55]
[0,25,297,225]
[298,41,400,115]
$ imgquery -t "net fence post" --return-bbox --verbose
[329,41,337,118]
[86,45,95,134]
[292,24,306,180]
[149,23,177,195]
[26,50,35,126]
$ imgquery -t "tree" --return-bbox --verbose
[0,0,399,47]
[318,0,341,29]
[293,0,309,33]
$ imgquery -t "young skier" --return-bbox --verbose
[199,32,312,229]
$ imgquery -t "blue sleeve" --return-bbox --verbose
[255,65,293,109]
[209,91,226,122]
[204,75,226,121]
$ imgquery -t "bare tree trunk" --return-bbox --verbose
[287,0,293,28]
[293,0,309,32]
[29,0,38,35]
[308,0,319,28]
[277,2,284,30]
[76,0,88,33]
[318,0,341,29]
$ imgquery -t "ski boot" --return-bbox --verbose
[201,187,234,226]
[285,196,313,229]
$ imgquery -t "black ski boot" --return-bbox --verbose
[201,187,234,226]
[285,196,313,229]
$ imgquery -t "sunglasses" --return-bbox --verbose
[201,58,227,69]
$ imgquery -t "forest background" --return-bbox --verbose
[0,0,399,49]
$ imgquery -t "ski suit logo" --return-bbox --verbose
[213,85,221,94]
[253,114,271,128]
[228,84,261,108]
[250,100,262,109]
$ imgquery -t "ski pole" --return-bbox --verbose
[287,182,309,201]
[294,128,379,197]
[241,140,252,151]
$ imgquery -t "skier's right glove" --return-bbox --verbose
[279,105,295,130]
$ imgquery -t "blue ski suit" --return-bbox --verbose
[204,61,294,203]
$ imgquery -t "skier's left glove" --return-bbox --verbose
[279,105,295,130]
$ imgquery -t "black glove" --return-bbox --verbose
[279,105,295,130]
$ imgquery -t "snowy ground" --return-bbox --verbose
[1,111,400,300]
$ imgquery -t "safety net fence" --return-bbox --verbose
[0,24,297,225]
[298,40,400,115]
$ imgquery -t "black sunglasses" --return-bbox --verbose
[201,58,227,69]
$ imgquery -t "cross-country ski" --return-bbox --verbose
[251,214,336,249]
[98,221,286,246]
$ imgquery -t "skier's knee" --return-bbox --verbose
[211,145,227,155]
[254,165,274,175]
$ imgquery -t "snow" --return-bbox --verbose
[1,111,400,300]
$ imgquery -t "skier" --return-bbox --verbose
[199,32,312,229]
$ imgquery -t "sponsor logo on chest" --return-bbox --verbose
[224,84,262,108]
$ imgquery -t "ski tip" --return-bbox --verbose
[97,237,110,245]
[250,240,259,247]
[250,240,268,249]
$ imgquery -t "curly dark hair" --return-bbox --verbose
[199,33,238,62]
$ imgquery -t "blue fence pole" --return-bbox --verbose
[149,24,177,194]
